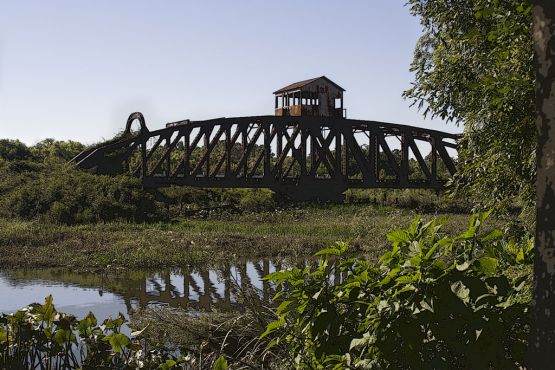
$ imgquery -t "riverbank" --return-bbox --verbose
[0,204,478,270]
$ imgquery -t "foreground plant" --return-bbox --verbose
[0,295,230,369]
[264,211,532,369]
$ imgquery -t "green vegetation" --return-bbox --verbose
[405,0,534,211]
[0,138,85,162]
[0,162,159,224]
[0,205,477,269]
[0,295,230,369]
[263,212,532,369]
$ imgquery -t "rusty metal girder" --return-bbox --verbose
[73,113,460,201]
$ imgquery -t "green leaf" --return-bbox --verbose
[379,267,400,286]
[53,328,75,346]
[160,360,177,370]
[40,295,56,323]
[315,247,341,256]
[276,299,295,315]
[482,229,503,242]
[478,209,493,224]
[106,333,129,353]
[408,216,421,234]
[260,317,285,339]
[406,255,422,267]
[266,338,279,350]
[396,275,417,285]
[458,226,478,240]
[387,230,409,244]
[516,248,525,264]
[409,241,422,257]
[263,270,292,283]
[213,355,228,370]
[424,238,451,260]
[476,257,498,275]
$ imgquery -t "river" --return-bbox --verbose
[0,258,287,322]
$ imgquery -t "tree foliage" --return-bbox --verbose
[404,0,535,209]
[31,138,86,162]
[0,139,32,161]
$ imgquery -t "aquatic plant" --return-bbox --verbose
[0,295,229,369]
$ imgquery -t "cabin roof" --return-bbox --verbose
[273,76,345,94]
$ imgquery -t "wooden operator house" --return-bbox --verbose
[274,76,345,118]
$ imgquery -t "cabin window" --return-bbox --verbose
[335,98,342,109]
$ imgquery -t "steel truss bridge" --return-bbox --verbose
[73,113,459,201]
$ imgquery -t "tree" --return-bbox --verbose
[405,0,535,210]
[31,138,86,162]
[0,139,32,161]
[529,0,555,367]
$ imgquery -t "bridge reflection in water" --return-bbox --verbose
[1,258,347,315]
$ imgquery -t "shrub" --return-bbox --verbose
[239,189,276,211]
[0,163,160,224]
[263,211,532,369]
[0,295,231,369]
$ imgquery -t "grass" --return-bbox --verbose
[0,204,481,270]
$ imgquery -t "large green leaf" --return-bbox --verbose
[106,333,129,353]
[387,230,409,244]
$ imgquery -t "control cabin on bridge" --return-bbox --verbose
[274,76,345,118]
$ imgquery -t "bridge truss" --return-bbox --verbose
[73,113,459,201]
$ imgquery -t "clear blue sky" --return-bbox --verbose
[0,0,460,145]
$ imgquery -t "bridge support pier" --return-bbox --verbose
[274,188,346,203]
[273,180,347,203]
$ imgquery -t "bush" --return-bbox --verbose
[0,163,160,224]
[239,189,276,211]
[263,211,532,369]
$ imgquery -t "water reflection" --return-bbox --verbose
[0,259,289,319]
[0,257,351,323]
